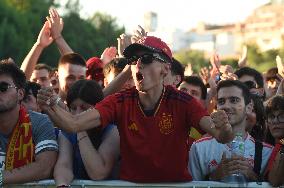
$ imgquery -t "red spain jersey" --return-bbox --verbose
[95,85,208,182]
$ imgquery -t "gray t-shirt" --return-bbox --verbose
[0,110,58,170]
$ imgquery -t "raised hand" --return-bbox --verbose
[46,8,64,40]
[117,34,132,57]
[276,55,284,77]
[131,25,147,43]
[184,63,193,76]
[210,52,221,71]
[101,47,117,65]
[199,66,210,84]
[36,21,53,48]
[238,46,248,68]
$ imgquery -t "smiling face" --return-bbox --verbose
[217,86,248,126]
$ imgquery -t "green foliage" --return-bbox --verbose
[0,0,124,68]
[174,49,207,73]
[174,42,284,75]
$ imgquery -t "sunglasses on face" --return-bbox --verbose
[127,54,168,65]
[0,82,17,92]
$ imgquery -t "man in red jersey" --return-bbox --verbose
[38,36,234,183]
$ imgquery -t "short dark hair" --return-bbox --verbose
[103,58,126,77]
[266,67,279,81]
[234,67,264,88]
[217,80,251,105]
[66,79,104,149]
[66,80,103,108]
[265,94,284,115]
[171,58,185,87]
[34,63,52,72]
[23,81,41,100]
[183,76,207,100]
[59,53,86,67]
[0,59,26,89]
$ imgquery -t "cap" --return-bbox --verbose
[86,57,104,82]
[123,36,172,63]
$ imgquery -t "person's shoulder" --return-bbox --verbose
[28,110,49,121]
[165,85,193,103]
[194,136,215,146]
[113,87,138,102]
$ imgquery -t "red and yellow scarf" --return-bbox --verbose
[5,106,34,170]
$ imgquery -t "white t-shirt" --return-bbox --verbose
[188,134,273,180]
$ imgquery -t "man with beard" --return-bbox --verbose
[0,60,58,185]
[189,80,272,181]
[38,36,234,182]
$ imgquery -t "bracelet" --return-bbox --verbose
[55,96,61,106]
[77,135,88,142]
[0,170,3,186]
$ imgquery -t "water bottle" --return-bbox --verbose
[223,133,247,185]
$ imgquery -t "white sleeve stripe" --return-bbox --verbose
[35,140,58,153]
[35,144,58,154]
[35,140,58,150]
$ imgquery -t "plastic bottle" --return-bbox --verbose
[223,133,247,185]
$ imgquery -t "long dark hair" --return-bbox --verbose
[66,79,104,148]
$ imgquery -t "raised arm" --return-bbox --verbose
[37,88,101,133]
[21,21,53,80]
[199,110,234,144]
[47,8,73,55]
[238,46,247,68]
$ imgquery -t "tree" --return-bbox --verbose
[174,49,207,73]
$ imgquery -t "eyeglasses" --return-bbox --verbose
[267,113,284,123]
[127,54,168,65]
[0,82,17,92]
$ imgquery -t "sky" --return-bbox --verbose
[63,0,270,32]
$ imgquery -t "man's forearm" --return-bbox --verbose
[54,36,73,55]
[45,105,101,133]
[3,151,57,184]
[103,66,132,97]
[21,43,44,80]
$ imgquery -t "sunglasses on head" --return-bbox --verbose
[127,54,168,65]
[0,82,17,92]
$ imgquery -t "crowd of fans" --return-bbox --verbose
[0,8,283,187]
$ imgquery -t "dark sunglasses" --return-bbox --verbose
[127,54,168,65]
[0,82,17,92]
[244,81,257,89]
